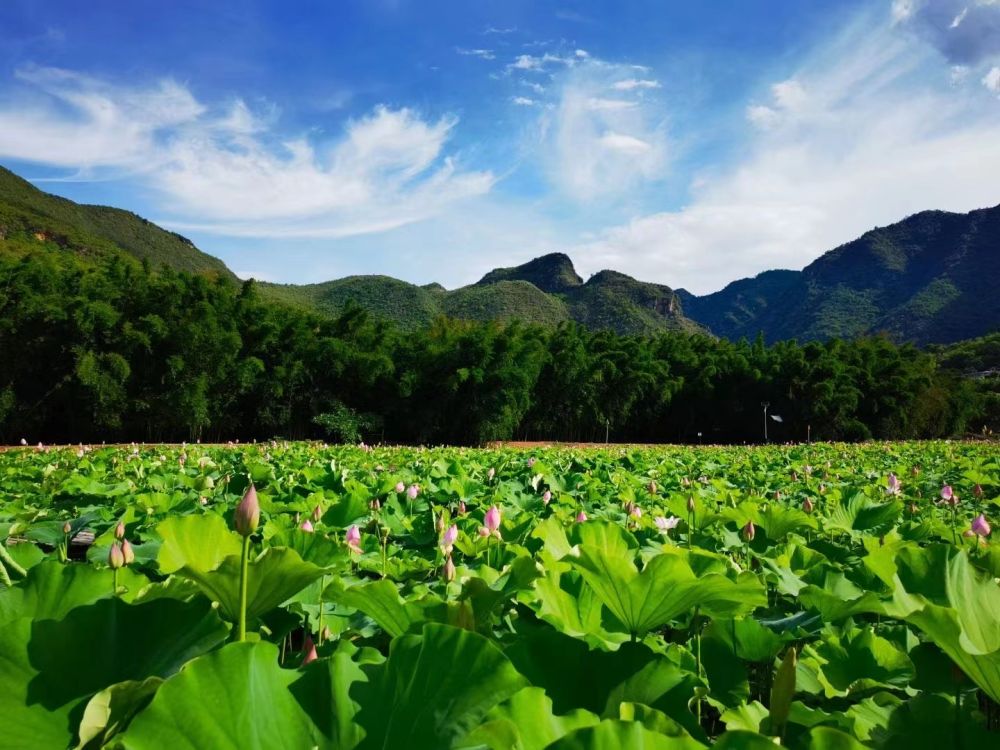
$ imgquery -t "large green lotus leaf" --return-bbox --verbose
[617,703,706,749]
[878,693,996,750]
[570,547,765,638]
[756,505,817,540]
[801,727,869,750]
[118,642,329,750]
[719,701,768,733]
[712,731,782,749]
[531,516,575,564]
[542,719,688,750]
[273,527,346,568]
[353,623,528,750]
[569,521,638,558]
[705,618,786,663]
[0,560,146,626]
[0,597,227,749]
[800,627,913,697]
[602,658,707,741]
[827,494,901,535]
[461,555,544,628]
[327,578,428,638]
[174,546,327,623]
[798,572,885,621]
[529,570,628,650]
[156,513,241,574]
[459,687,600,750]
[76,677,162,750]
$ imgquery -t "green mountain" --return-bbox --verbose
[678,205,1000,345]
[0,165,235,278]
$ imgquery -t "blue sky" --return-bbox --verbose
[1,0,999,293]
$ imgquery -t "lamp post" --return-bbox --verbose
[762,402,770,444]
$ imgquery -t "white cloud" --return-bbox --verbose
[456,48,496,60]
[585,97,636,111]
[893,0,1000,64]
[521,80,546,94]
[0,67,494,239]
[984,65,1000,91]
[511,96,536,106]
[611,78,661,91]
[570,11,1000,294]
[507,51,583,73]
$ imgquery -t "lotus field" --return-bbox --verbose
[1,441,999,749]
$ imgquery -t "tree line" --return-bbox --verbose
[0,250,989,445]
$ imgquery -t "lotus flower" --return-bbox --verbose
[300,519,314,533]
[487,467,495,480]
[235,485,260,537]
[576,510,588,523]
[802,497,815,514]
[121,539,135,565]
[441,523,458,554]
[485,505,502,538]
[647,481,657,495]
[443,555,456,582]
[407,484,419,500]
[302,635,318,665]
[973,484,984,499]
[542,490,551,505]
[629,505,643,519]
[940,485,957,506]
[370,498,381,511]
[395,481,406,494]
[742,520,756,542]
[108,542,125,569]
[886,473,901,495]
[19,438,26,446]
[971,514,991,537]
[654,516,680,532]
[458,499,467,514]
[114,521,125,540]
[345,525,362,553]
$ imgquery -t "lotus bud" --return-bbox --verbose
[458,499,467,514]
[687,496,696,513]
[436,513,445,533]
[630,505,642,519]
[322,625,332,642]
[302,634,318,665]
[443,555,456,582]
[312,504,323,522]
[774,490,781,501]
[886,472,901,495]
[121,539,135,565]
[485,505,501,533]
[370,498,381,511]
[487,467,495,480]
[911,466,920,477]
[802,497,814,514]
[407,484,419,500]
[542,490,551,505]
[114,521,126,540]
[576,510,588,523]
[108,542,125,569]
[909,502,919,515]
[300,519,314,533]
[971,514,991,537]
[973,484,983,499]
[345,525,362,553]
[395,481,405,494]
[441,523,458,554]
[62,521,72,535]
[941,485,957,506]
[235,485,260,537]
[647,481,657,495]
[819,483,827,494]
[742,520,756,542]
[477,526,490,537]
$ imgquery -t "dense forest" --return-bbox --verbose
[0,249,994,446]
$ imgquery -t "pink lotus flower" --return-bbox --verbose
[742,521,756,542]
[487,467,495,480]
[235,485,260,537]
[971,514,991,537]
[345,525,362,553]
[576,511,588,523]
[407,484,419,500]
[654,516,680,532]
[108,543,125,570]
[629,505,642,519]
[886,473,901,495]
[300,520,314,533]
[458,499,467,515]
[802,497,815,514]
[121,539,135,565]
[395,481,406,494]
[441,524,458,554]
[940,485,958,506]
[302,635,318,665]
[485,506,502,538]
[542,490,551,505]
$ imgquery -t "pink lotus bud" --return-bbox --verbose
[302,634,318,665]
[407,484,419,500]
[886,473,901,495]
[973,484,983,499]
[485,505,501,533]
[687,496,696,513]
[443,555,456,582]
[458,500,467,514]
[300,520,314,533]
[370,498,381,511]
[436,514,445,533]
[542,490,551,505]
[322,625,331,642]
[121,539,135,565]
[487,467,495,480]
[576,511,588,523]
[395,481,406,494]
[742,521,755,542]
[971,514,991,537]
[477,526,490,538]
[941,485,957,506]
[312,504,323,522]
[442,523,458,548]
[345,525,362,553]
[114,521,126,540]
[62,521,72,535]
[235,485,260,537]
[775,490,782,501]
[108,542,125,569]
[647,481,657,495]
[802,498,815,514]
[630,505,642,519]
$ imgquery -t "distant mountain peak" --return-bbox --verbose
[477,252,583,294]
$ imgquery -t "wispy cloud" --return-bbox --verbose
[893,0,1000,64]
[456,47,496,60]
[511,96,536,106]
[611,78,661,91]
[0,66,494,239]
[570,8,1000,293]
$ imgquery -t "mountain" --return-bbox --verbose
[679,205,1000,345]
[0,166,235,278]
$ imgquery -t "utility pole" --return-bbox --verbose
[762,402,770,443]
[605,419,609,444]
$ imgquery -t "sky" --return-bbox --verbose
[0,0,998,295]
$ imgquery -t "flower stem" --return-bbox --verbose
[113,568,119,598]
[237,534,251,641]
[317,575,327,645]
